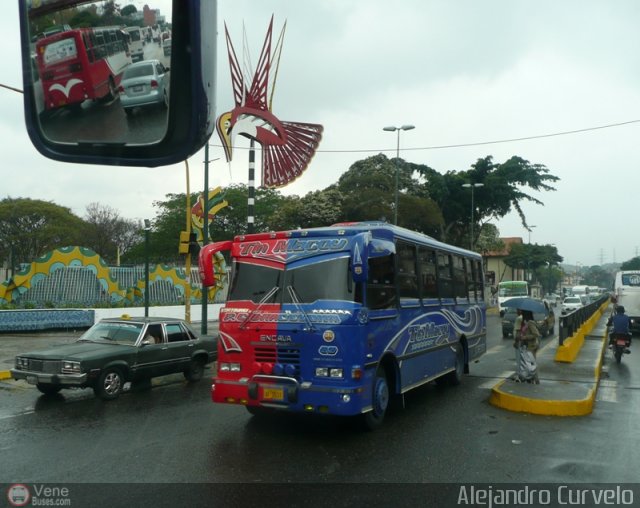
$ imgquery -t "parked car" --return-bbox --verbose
[11,316,217,400]
[118,59,170,115]
[561,295,584,314]
[502,304,556,338]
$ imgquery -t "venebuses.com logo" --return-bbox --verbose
[6,483,72,506]
[7,484,30,507]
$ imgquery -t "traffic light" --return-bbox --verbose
[179,231,197,254]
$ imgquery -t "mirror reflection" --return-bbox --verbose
[27,1,172,146]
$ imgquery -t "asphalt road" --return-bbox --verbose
[1,311,639,507]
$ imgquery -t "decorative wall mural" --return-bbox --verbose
[0,246,225,306]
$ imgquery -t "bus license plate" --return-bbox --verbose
[262,387,284,401]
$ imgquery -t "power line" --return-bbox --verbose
[209,118,640,154]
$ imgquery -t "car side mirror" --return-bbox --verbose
[18,0,216,167]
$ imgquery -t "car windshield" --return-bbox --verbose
[123,63,154,79]
[77,322,143,344]
[565,297,581,304]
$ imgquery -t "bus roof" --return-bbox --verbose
[232,221,482,259]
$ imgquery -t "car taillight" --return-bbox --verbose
[118,85,125,94]
[150,79,158,88]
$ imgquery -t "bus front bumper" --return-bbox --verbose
[211,376,367,416]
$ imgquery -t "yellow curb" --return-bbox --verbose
[489,380,595,416]
[0,370,12,381]
[555,329,585,363]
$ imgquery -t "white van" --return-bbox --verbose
[125,26,144,62]
[614,271,640,333]
[571,285,590,296]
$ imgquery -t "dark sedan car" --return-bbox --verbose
[11,316,216,400]
[501,304,556,338]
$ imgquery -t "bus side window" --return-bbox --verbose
[367,254,397,310]
[397,241,419,301]
[418,247,438,299]
[437,253,454,299]
[452,255,467,300]
[467,259,476,302]
[475,260,485,301]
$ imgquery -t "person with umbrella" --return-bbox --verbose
[518,310,541,383]
[504,297,544,383]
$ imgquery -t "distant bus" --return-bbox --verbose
[199,222,487,429]
[124,26,144,62]
[614,271,640,334]
[35,26,131,112]
[497,280,529,315]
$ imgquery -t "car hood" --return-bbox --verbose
[19,342,135,360]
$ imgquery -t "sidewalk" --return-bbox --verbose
[489,311,609,416]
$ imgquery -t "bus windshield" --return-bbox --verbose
[228,257,355,304]
[498,284,528,297]
[42,36,77,64]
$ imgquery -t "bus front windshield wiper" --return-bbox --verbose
[287,286,315,332]
[240,286,279,329]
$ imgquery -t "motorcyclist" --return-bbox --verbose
[607,305,632,352]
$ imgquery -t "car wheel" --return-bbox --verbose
[184,358,205,382]
[362,366,389,431]
[94,367,124,400]
[36,383,62,395]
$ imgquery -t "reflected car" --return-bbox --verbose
[561,295,584,314]
[11,316,216,400]
[118,59,170,115]
[502,304,556,338]
[163,37,171,56]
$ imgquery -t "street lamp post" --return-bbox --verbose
[144,219,151,317]
[528,225,537,244]
[461,183,484,250]
[383,124,415,225]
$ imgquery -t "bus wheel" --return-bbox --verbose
[446,343,464,386]
[104,77,117,102]
[362,367,389,430]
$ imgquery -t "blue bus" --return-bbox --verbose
[199,222,487,429]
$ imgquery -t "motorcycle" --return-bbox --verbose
[610,332,631,364]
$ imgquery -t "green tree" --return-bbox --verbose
[0,197,86,271]
[336,154,442,234]
[120,4,137,17]
[476,223,505,256]
[582,265,615,289]
[414,155,559,246]
[83,202,139,264]
[620,257,640,270]
[503,243,563,288]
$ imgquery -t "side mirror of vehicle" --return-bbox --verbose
[19,0,216,167]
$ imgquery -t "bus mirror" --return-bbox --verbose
[351,234,368,283]
[19,0,216,167]
[199,241,232,287]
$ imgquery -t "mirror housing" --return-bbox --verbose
[19,0,216,167]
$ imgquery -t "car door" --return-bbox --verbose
[134,323,175,379]
[164,323,196,373]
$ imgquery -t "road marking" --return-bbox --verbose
[597,379,618,403]
[478,371,513,389]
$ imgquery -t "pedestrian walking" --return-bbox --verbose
[516,310,540,383]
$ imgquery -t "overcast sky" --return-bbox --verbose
[2,0,640,268]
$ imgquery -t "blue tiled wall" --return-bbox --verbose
[0,310,95,332]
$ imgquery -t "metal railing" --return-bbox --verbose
[558,295,609,345]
